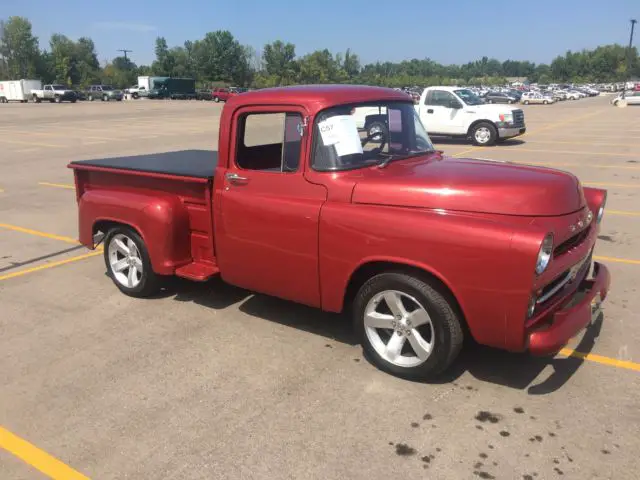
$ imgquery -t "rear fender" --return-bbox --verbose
[79,189,191,274]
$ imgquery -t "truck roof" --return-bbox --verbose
[225,84,412,114]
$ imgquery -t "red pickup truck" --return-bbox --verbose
[68,85,610,380]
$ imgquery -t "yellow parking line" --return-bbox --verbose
[511,148,640,158]
[453,147,481,157]
[0,223,79,244]
[607,210,640,216]
[524,139,640,148]
[10,130,113,141]
[594,255,640,265]
[38,182,75,190]
[0,250,102,282]
[514,161,640,170]
[0,138,65,148]
[526,110,601,135]
[583,182,640,188]
[559,349,640,372]
[0,426,90,480]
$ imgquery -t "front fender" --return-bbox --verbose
[79,189,191,275]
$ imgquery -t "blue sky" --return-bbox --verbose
[5,0,639,67]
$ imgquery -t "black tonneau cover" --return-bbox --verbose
[69,150,217,179]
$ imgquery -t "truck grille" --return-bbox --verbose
[537,249,593,305]
[554,227,590,256]
[512,109,525,128]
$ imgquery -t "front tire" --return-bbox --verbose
[353,272,463,381]
[104,226,161,298]
[470,121,497,146]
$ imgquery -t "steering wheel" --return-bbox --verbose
[361,130,387,154]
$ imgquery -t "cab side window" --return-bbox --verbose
[425,90,457,107]
[236,112,302,172]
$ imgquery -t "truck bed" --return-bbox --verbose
[69,150,217,179]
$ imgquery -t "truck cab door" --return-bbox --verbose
[44,85,52,98]
[215,107,327,308]
[419,90,466,135]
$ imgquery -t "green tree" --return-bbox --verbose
[262,40,296,85]
[0,16,40,78]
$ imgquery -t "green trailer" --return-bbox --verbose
[146,77,196,100]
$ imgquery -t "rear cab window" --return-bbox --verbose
[236,112,302,173]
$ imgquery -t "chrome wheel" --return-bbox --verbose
[474,127,491,144]
[363,290,434,368]
[108,233,143,288]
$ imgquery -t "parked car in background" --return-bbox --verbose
[86,85,124,102]
[31,84,77,103]
[196,89,213,101]
[0,79,42,103]
[611,91,640,106]
[211,87,236,102]
[125,84,147,98]
[521,92,555,105]
[484,91,519,104]
[416,86,526,146]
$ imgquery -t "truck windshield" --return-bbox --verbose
[312,101,435,171]
[454,89,484,106]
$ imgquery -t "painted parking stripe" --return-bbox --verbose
[559,349,640,372]
[38,182,75,190]
[0,250,102,282]
[0,223,79,244]
[0,426,90,480]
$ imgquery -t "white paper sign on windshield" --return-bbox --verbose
[318,115,363,156]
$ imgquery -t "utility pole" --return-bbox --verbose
[117,49,132,61]
[622,19,637,99]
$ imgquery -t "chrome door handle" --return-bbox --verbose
[225,172,249,184]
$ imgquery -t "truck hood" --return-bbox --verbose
[350,155,585,216]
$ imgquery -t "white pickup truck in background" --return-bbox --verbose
[415,86,526,146]
[30,84,78,103]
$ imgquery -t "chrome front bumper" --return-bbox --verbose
[498,126,526,138]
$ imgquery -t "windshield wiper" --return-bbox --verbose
[377,150,434,169]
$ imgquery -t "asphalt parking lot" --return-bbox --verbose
[1,96,639,480]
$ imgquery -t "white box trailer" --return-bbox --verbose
[0,79,43,103]
[137,76,151,91]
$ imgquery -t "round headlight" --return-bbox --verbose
[535,233,554,275]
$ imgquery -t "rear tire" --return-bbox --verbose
[103,226,161,298]
[353,272,464,381]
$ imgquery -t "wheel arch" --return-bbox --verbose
[466,118,498,138]
[342,259,471,338]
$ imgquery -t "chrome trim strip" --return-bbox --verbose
[537,271,572,304]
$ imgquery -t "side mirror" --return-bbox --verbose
[449,100,463,109]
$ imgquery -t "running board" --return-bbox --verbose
[175,262,219,281]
